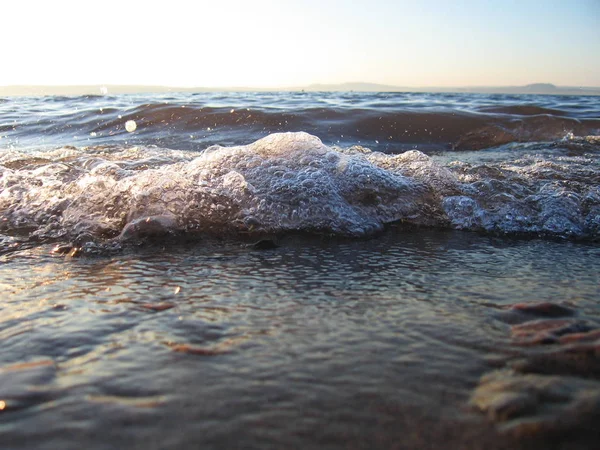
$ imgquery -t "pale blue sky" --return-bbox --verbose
[2,0,599,87]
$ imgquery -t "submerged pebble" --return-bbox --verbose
[118,215,179,242]
[510,319,594,345]
[165,342,229,356]
[472,301,600,436]
[495,302,576,325]
[139,302,177,312]
[471,369,600,437]
[250,239,279,250]
[511,341,600,379]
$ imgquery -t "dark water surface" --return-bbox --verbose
[1,231,599,449]
[2,91,599,152]
[1,91,600,448]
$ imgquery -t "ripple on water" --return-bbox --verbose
[0,232,599,449]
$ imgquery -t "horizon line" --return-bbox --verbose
[1,82,600,96]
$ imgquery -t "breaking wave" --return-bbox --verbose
[1,132,599,253]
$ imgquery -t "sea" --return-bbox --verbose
[1,91,599,449]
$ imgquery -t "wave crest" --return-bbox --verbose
[1,132,599,250]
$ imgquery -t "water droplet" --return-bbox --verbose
[125,120,137,132]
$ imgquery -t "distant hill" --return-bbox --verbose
[523,83,558,91]
[1,83,599,96]
[302,82,600,96]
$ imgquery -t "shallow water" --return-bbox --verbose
[1,230,599,449]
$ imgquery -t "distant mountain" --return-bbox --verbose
[307,83,600,96]
[303,82,599,96]
[1,83,599,96]
[523,83,557,91]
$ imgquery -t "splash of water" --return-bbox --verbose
[1,132,599,251]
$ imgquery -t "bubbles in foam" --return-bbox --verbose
[178,132,434,236]
[1,132,599,247]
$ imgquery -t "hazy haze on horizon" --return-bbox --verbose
[2,0,599,89]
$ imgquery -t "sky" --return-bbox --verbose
[2,0,599,88]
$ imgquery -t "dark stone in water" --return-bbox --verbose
[51,245,82,257]
[251,239,279,250]
[139,302,177,312]
[495,302,576,325]
[560,329,600,344]
[510,302,576,318]
[510,319,594,346]
[470,369,600,437]
[118,215,178,242]
[512,341,600,379]
[51,244,72,255]
[471,302,600,436]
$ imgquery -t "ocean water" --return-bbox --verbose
[1,91,599,449]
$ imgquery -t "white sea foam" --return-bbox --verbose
[0,132,599,247]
